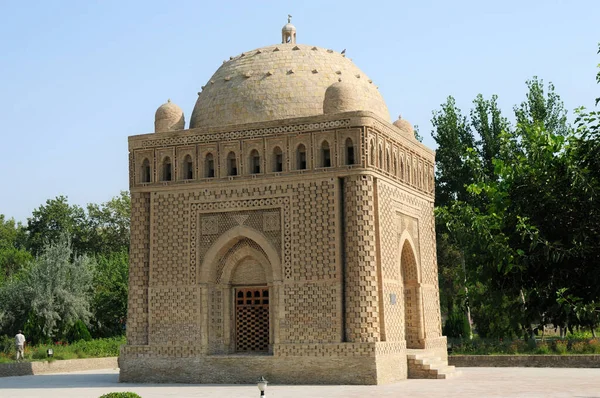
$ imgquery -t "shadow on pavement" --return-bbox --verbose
[0,372,255,390]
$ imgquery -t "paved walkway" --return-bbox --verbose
[0,367,599,397]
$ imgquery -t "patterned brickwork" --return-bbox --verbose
[420,202,438,285]
[134,119,351,149]
[279,282,340,343]
[190,196,289,281]
[148,286,201,346]
[217,238,268,283]
[209,288,223,352]
[151,192,191,285]
[343,175,380,342]
[291,179,337,281]
[382,282,404,342]
[375,179,442,346]
[122,345,205,358]
[127,192,150,345]
[272,341,405,357]
[422,286,442,339]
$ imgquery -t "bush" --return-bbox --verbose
[0,335,13,355]
[535,341,551,354]
[589,338,600,354]
[443,311,471,338]
[553,340,568,354]
[66,320,92,343]
[99,393,141,398]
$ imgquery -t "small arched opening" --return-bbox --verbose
[227,151,238,176]
[296,144,307,170]
[272,146,283,172]
[141,158,151,183]
[321,141,331,168]
[161,157,172,181]
[345,138,355,165]
[205,153,215,178]
[183,154,194,180]
[249,149,261,174]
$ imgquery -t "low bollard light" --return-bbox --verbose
[47,348,53,358]
[257,376,268,397]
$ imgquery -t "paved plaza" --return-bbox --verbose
[0,367,599,398]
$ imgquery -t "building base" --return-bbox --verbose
[119,342,417,385]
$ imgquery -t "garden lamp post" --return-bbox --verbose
[257,376,268,397]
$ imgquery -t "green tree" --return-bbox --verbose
[25,196,89,256]
[0,234,94,343]
[86,191,131,255]
[431,96,477,207]
[0,215,31,283]
[90,250,129,338]
[514,77,569,136]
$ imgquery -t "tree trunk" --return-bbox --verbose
[461,251,472,338]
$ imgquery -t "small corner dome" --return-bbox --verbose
[155,99,185,133]
[323,79,362,115]
[282,23,296,32]
[393,115,415,139]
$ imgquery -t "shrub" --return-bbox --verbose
[66,320,92,343]
[571,341,592,354]
[99,393,142,398]
[554,340,568,354]
[0,335,13,355]
[589,338,600,354]
[443,311,471,338]
[535,341,551,354]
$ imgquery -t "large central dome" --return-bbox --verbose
[190,41,390,129]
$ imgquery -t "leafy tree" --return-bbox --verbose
[25,196,89,256]
[431,96,477,207]
[471,94,510,181]
[514,77,568,136]
[90,250,128,338]
[87,191,130,255]
[0,234,94,343]
[0,215,31,283]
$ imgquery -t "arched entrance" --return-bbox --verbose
[200,226,281,354]
[400,239,423,348]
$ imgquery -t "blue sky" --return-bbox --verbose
[0,0,598,222]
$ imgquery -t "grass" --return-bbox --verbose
[0,336,125,363]
[449,337,600,355]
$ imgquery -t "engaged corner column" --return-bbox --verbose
[342,175,380,343]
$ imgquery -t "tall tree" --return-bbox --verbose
[86,191,131,255]
[0,234,94,342]
[432,96,477,207]
[514,77,569,136]
[26,196,89,256]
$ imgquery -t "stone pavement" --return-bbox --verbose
[0,367,599,398]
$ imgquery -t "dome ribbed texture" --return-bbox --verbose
[190,43,390,128]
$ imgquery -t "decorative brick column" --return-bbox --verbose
[343,175,380,342]
[126,192,150,345]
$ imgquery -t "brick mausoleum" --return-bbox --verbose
[119,19,452,384]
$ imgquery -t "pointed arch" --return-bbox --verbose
[399,233,424,348]
[199,225,282,283]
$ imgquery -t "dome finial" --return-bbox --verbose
[282,15,297,44]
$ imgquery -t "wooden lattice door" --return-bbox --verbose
[235,287,269,352]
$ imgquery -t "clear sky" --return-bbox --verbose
[0,0,598,222]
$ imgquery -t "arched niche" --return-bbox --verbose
[199,225,282,284]
[399,234,424,349]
